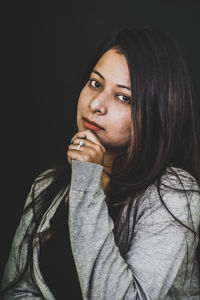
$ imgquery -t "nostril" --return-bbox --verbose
[89,96,107,115]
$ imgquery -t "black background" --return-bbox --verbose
[3,0,200,282]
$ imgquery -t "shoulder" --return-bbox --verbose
[33,168,56,190]
[136,167,200,232]
[160,166,199,191]
[159,167,200,211]
[24,168,56,208]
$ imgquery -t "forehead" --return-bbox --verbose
[94,49,131,86]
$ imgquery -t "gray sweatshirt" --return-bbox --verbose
[1,160,200,299]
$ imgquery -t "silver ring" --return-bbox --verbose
[77,141,84,151]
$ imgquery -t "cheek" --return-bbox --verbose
[77,89,86,109]
[109,109,132,143]
[77,87,91,130]
[118,116,132,137]
[113,109,131,131]
[77,88,89,116]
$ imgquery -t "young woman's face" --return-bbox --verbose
[77,48,132,152]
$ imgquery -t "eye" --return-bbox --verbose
[118,94,131,103]
[89,79,102,89]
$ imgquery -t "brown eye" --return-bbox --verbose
[118,95,131,103]
[89,79,102,89]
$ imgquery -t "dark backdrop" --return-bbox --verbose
[3,0,200,282]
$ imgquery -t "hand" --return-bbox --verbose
[67,130,106,165]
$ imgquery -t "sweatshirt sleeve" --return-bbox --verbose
[68,160,200,300]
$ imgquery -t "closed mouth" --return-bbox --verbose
[83,118,104,130]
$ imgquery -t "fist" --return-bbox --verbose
[67,130,105,166]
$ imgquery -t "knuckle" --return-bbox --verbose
[82,154,89,162]
[95,143,101,150]
[98,144,105,153]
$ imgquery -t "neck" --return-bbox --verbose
[101,151,118,192]
[102,148,123,168]
[103,153,113,169]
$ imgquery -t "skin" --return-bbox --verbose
[67,48,133,189]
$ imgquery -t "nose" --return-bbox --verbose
[89,95,107,115]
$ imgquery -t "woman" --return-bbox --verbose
[1,27,200,299]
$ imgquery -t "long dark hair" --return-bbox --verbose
[2,27,200,295]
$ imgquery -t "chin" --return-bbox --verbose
[77,122,84,132]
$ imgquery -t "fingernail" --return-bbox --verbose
[70,138,73,144]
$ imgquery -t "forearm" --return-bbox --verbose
[68,160,141,299]
[68,160,200,300]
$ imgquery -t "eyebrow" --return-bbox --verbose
[92,69,131,91]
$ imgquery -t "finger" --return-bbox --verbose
[67,149,91,163]
[71,137,97,148]
[69,139,105,157]
[72,130,103,148]
[68,143,86,152]
[68,143,99,157]
[67,155,72,164]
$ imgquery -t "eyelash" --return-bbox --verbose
[89,79,102,89]
[88,79,132,104]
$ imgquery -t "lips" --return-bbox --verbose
[83,118,104,131]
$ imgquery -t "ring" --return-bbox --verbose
[77,141,84,151]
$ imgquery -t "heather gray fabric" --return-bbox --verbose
[1,160,200,299]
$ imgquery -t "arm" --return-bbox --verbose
[1,170,55,299]
[68,160,200,300]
